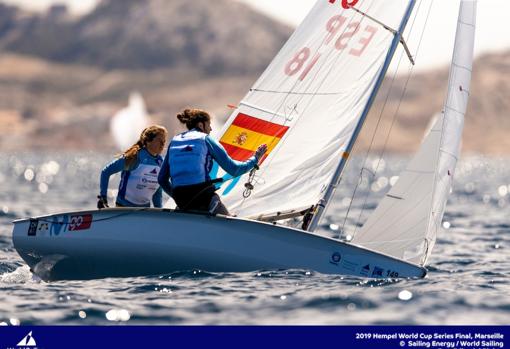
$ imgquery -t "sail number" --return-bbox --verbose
[284,15,377,81]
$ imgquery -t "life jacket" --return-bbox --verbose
[168,130,212,187]
[120,151,162,206]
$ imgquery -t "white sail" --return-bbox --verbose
[110,92,150,150]
[213,0,414,218]
[352,0,477,265]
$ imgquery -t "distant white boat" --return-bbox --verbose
[12,0,476,281]
[110,92,150,150]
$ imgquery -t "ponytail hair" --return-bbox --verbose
[176,108,211,130]
[123,125,168,168]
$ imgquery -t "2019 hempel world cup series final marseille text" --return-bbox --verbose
[355,331,505,348]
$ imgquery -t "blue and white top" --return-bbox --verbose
[100,148,164,208]
[158,129,258,194]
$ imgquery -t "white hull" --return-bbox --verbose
[12,209,426,281]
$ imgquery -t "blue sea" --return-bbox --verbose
[0,153,508,325]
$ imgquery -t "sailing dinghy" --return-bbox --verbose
[12,0,476,281]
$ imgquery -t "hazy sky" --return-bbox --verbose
[2,0,507,71]
[239,0,509,71]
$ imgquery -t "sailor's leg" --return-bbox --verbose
[209,194,229,216]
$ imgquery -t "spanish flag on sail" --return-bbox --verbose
[219,113,289,163]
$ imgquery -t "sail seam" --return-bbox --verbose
[250,89,347,96]
[400,169,435,174]
[444,105,466,115]
[238,102,288,119]
[439,148,459,161]
[452,62,473,73]
[458,20,476,28]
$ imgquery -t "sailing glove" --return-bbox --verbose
[97,195,109,209]
[254,144,268,162]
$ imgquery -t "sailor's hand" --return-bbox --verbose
[254,144,268,161]
[97,195,109,209]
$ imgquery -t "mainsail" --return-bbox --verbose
[352,0,477,265]
[214,0,416,218]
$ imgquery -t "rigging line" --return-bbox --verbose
[369,0,433,177]
[350,4,415,65]
[342,0,426,236]
[235,1,378,210]
[339,167,371,236]
[351,0,435,238]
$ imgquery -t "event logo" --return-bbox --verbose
[5,331,39,349]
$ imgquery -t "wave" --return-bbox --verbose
[0,265,39,284]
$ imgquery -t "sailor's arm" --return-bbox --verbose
[205,136,266,177]
[99,157,126,197]
[157,150,173,196]
[152,187,163,208]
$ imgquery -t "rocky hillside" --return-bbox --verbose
[0,1,508,154]
[0,0,291,74]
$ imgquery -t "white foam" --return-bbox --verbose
[0,265,38,284]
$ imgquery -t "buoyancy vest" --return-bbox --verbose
[168,130,213,187]
[121,152,162,206]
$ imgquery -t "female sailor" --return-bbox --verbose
[98,125,168,208]
[158,108,266,215]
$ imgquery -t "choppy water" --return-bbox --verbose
[0,152,508,325]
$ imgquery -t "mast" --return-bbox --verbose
[307,0,417,232]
